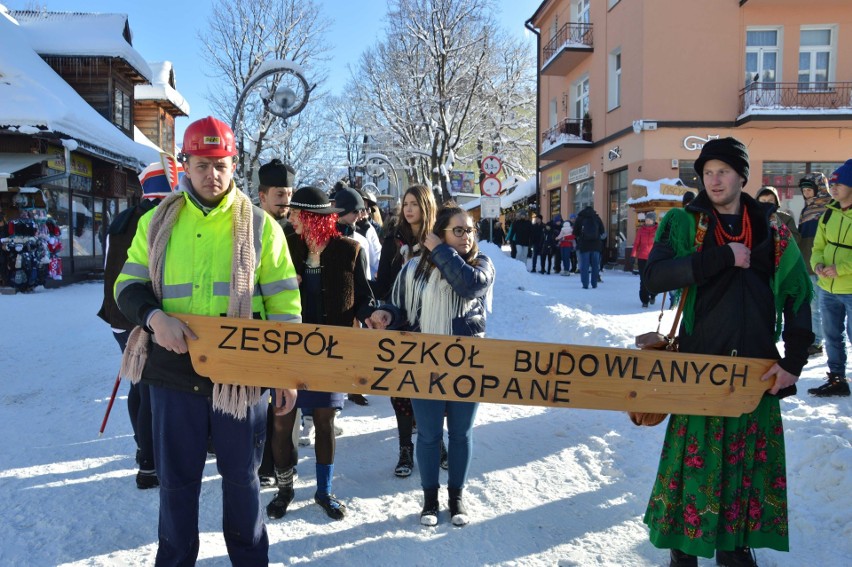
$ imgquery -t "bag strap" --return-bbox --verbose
[666,287,689,340]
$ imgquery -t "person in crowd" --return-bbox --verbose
[567,213,579,272]
[491,220,506,247]
[755,186,801,246]
[98,158,182,490]
[508,210,532,267]
[798,172,833,357]
[367,204,495,527]
[573,206,605,289]
[477,216,493,244]
[682,191,696,207]
[556,218,575,276]
[115,116,301,566]
[530,214,548,273]
[356,187,384,265]
[808,160,852,397]
[546,215,564,274]
[256,158,299,487]
[370,184,444,478]
[632,211,658,307]
[643,137,812,567]
[505,216,517,258]
[257,158,295,235]
[266,186,375,521]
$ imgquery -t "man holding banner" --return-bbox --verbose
[642,137,813,567]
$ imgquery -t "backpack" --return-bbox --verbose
[579,215,600,242]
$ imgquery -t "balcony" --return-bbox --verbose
[541,22,593,76]
[540,117,593,161]
[738,81,852,122]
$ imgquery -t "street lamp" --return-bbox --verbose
[230,59,316,134]
[363,153,401,205]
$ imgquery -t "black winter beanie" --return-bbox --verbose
[693,137,750,186]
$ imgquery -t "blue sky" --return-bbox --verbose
[11,0,541,142]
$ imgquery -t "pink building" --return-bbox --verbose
[527,0,852,264]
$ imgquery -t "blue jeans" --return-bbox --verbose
[410,399,479,490]
[578,250,600,288]
[811,274,824,345]
[515,245,530,270]
[150,386,268,567]
[820,290,852,377]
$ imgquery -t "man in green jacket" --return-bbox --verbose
[809,159,852,397]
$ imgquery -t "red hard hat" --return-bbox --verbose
[182,116,237,158]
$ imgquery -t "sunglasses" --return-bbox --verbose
[445,226,477,237]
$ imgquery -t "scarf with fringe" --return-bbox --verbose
[119,185,260,419]
[658,202,812,341]
[394,256,474,335]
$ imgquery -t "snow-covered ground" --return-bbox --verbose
[1,243,849,566]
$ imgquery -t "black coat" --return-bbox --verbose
[645,190,812,377]
[573,207,605,253]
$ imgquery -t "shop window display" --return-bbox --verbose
[0,188,63,291]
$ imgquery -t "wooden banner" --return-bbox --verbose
[179,314,777,418]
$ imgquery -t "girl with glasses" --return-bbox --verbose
[367,204,495,527]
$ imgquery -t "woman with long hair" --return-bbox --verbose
[371,185,439,478]
[367,205,495,526]
[266,186,374,521]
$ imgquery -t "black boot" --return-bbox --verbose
[420,488,439,526]
[266,467,295,520]
[669,549,697,567]
[448,487,469,526]
[808,372,850,397]
[395,444,414,477]
[716,547,757,567]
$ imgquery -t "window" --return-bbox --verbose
[678,161,701,192]
[608,49,621,111]
[573,75,590,119]
[549,188,561,219]
[607,169,628,260]
[576,0,590,25]
[573,179,593,213]
[799,27,835,90]
[745,28,781,87]
[549,97,558,129]
[113,87,131,131]
[608,0,620,8]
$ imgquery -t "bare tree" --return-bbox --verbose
[198,0,330,197]
[354,0,535,202]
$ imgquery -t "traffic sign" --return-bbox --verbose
[481,176,502,197]
[481,155,502,176]
[480,196,501,219]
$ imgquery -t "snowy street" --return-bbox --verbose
[1,243,849,566]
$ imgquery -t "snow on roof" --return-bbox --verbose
[461,175,536,211]
[626,177,696,205]
[9,9,152,81]
[0,9,159,170]
[135,61,191,116]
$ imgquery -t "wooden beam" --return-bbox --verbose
[179,314,777,418]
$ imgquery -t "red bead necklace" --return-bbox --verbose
[712,208,752,249]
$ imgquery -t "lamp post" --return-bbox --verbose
[230,59,315,134]
[363,153,401,205]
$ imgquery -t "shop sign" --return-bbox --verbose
[568,164,591,184]
[682,135,720,151]
[545,170,562,188]
[47,146,93,178]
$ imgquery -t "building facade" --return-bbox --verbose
[527,0,852,264]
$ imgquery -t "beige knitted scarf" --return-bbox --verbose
[119,187,260,419]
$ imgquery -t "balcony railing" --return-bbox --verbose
[542,117,593,150]
[543,22,594,61]
[739,81,852,115]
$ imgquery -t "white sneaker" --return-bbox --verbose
[299,416,314,447]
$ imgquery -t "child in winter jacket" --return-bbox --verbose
[632,212,658,307]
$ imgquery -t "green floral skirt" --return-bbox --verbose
[643,396,789,558]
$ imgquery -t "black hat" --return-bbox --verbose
[332,187,365,215]
[289,186,342,215]
[258,159,295,187]
[693,137,749,186]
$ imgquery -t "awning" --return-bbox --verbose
[0,153,48,177]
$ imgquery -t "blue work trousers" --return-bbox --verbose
[410,399,479,490]
[150,386,268,567]
[578,250,600,288]
[820,290,852,377]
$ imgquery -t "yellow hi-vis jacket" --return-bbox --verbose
[114,185,301,394]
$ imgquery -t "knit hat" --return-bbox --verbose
[645,211,656,221]
[289,186,342,215]
[332,187,365,215]
[138,159,183,199]
[258,159,295,188]
[693,137,750,186]
[829,159,852,187]
[799,172,829,192]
